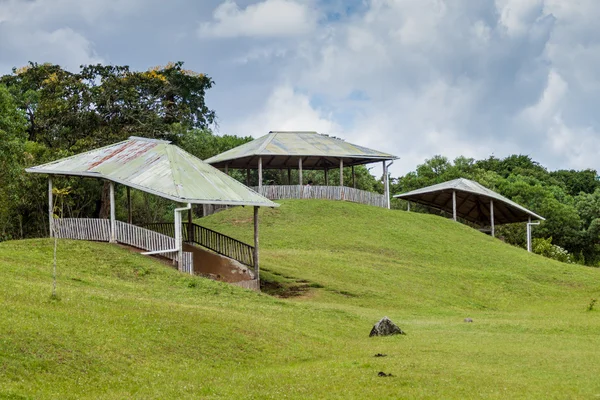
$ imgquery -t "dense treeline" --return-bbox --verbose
[0,62,598,265]
[0,62,251,240]
[392,155,600,265]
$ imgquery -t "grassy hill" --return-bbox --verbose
[1,200,600,399]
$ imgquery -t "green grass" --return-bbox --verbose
[2,199,600,399]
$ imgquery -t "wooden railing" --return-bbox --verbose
[53,218,193,274]
[141,222,255,268]
[252,185,387,208]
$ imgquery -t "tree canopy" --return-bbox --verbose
[392,155,600,265]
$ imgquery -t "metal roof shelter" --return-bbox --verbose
[26,136,277,277]
[394,178,544,244]
[205,131,398,208]
[206,131,397,169]
[27,136,278,207]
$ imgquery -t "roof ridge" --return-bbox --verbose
[129,136,171,144]
[256,131,278,154]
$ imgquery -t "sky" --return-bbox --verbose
[1,0,599,176]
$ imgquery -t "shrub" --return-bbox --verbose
[532,237,574,264]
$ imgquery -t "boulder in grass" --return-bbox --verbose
[369,317,405,337]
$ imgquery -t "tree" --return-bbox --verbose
[0,85,27,240]
[394,154,600,265]
[0,61,221,237]
[0,61,217,152]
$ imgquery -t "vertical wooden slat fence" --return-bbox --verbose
[251,185,387,208]
[53,218,193,273]
[142,222,255,268]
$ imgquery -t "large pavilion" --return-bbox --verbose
[26,136,278,288]
[205,131,398,208]
[394,178,544,249]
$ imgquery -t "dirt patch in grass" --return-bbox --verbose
[260,280,313,298]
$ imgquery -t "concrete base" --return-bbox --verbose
[183,243,254,283]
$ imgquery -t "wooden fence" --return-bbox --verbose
[252,185,387,208]
[53,218,193,274]
[142,222,255,268]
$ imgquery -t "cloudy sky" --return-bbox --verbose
[1,0,599,176]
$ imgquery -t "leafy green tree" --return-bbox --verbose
[394,154,600,265]
[0,85,27,240]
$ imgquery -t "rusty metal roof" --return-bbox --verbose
[394,178,544,224]
[205,131,398,169]
[26,137,278,207]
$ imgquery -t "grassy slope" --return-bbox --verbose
[1,200,599,399]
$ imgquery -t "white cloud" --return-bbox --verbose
[0,26,103,72]
[227,84,341,136]
[2,0,600,176]
[226,0,600,174]
[521,69,568,126]
[495,0,544,36]
[198,0,317,38]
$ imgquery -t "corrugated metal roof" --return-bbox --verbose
[26,137,278,207]
[205,131,398,169]
[394,178,544,224]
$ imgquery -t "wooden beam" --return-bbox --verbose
[246,168,250,186]
[253,206,260,284]
[264,155,277,168]
[188,208,193,243]
[454,194,472,217]
[287,167,291,185]
[527,216,532,252]
[382,161,390,209]
[352,165,356,188]
[127,186,132,224]
[48,176,53,238]
[258,156,263,193]
[109,181,116,243]
[324,168,328,186]
[339,158,344,200]
[490,200,495,237]
[224,164,229,175]
[452,190,457,221]
[298,158,303,186]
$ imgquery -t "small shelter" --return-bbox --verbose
[394,178,544,244]
[26,137,278,284]
[205,131,398,208]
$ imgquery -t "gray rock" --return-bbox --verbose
[369,317,405,337]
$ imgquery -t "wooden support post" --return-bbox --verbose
[258,157,263,194]
[452,190,457,221]
[490,200,495,238]
[407,202,410,212]
[324,168,328,186]
[253,206,260,283]
[527,217,531,252]
[188,208,193,243]
[109,181,116,243]
[48,176,53,237]
[298,158,303,186]
[246,168,250,186]
[127,187,132,224]
[287,167,292,185]
[339,158,344,200]
[224,164,229,175]
[352,165,356,189]
[383,161,390,209]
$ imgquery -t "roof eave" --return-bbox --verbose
[25,168,279,208]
